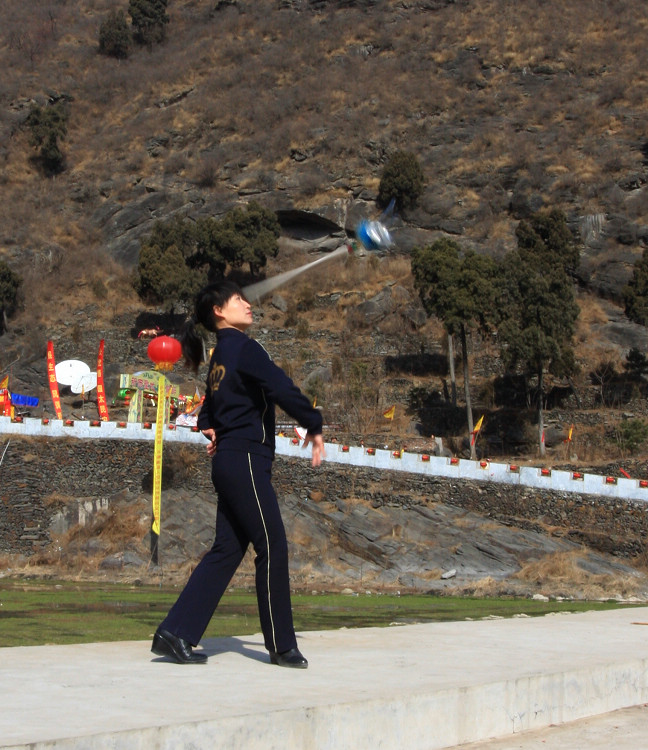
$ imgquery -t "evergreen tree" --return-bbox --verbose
[623,247,648,326]
[136,216,210,309]
[378,150,425,213]
[219,201,280,275]
[136,242,207,311]
[498,210,580,455]
[146,214,197,262]
[0,261,22,334]
[25,102,68,175]
[411,238,498,458]
[99,9,132,59]
[193,217,229,279]
[135,205,280,306]
[515,208,580,276]
[128,0,169,47]
[623,347,648,381]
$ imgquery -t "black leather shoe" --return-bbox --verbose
[151,628,208,664]
[269,647,308,669]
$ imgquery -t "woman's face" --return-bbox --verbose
[214,293,253,332]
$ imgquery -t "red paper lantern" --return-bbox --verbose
[147,336,182,371]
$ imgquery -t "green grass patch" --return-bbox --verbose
[0,578,639,648]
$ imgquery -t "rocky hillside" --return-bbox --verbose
[2,1,648,453]
[2,1,647,293]
[2,1,648,594]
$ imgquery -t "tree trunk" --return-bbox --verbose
[447,332,457,406]
[538,365,545,457]
[460,324,476,459]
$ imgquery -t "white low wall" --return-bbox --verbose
[2,416,647,503]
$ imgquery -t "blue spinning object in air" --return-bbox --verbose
[354,198,396,251]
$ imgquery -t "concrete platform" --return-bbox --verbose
[1,607,648,750]
[456,704,648,748]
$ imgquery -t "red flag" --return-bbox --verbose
[46,341,63,419]
[471,415,484,446]
[96,339,110,421]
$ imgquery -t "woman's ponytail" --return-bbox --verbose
[180,316,205,373]
[180,279,245,373]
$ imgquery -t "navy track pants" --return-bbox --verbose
[160,448,297,654]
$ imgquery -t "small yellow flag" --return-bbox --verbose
[0,375,8,390]
[383,405,396,420]
[473,415,484,434]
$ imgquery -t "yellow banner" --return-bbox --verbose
[151,374,166,537]
[128,390,143,423]
[0,390,10,416]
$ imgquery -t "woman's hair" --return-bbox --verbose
[181,279,245,372]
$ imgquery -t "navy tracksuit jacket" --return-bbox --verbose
[160,327,322,654]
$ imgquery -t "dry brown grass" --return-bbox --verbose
[25,501,149,573]
[65,504,147,550]
[42,492,71,509]
[2,0,646,283]
[166,444,202,483]
[515,551,593,584]
[513,551,645,600]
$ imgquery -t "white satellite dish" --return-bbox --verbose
[71,372,98,394]
[55,360,90,386]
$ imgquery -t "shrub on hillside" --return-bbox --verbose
[136,241,207,312]
[25,101,68,175]
[128,0,169,47]
[0,260,22,333]
[378,150,425,213]
[99,9,132,59]
[135,204,280,308]
[623,247,648,326]
[623,348,648,381]
[615,419,648,455]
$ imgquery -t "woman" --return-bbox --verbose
[152,280,325,668]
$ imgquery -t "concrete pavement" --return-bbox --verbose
[1,607,648,749]
[456,704,648,748]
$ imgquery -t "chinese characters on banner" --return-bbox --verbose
[46,341,63,419]
[96,339,110,421]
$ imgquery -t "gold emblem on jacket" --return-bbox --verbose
[208,364,226,391]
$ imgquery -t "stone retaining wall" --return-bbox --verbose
[2,434,648,562]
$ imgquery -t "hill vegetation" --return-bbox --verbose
[1,0,648,462]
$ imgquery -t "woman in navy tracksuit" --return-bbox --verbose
[152,280,324,668]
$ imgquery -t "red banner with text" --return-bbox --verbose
[46,341,63,419]
[96,339,110,421]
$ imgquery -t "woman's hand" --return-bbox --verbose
[302,432,325,467]
[201,428,217,457]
